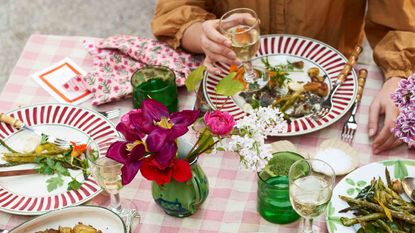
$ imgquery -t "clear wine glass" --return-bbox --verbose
[86,138,139,232]
[219,8,268,92]
[288,159,335,233]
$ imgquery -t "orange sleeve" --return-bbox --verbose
[365,0,415,80]
[151,0,217,49]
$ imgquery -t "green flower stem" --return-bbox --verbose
[186,127,209,158]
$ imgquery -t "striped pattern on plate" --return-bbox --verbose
[0,103,120,215]
[203,34,358,136]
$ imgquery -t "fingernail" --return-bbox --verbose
[227,51,236,59]
[369,129,375,136]
[224,40,231,47]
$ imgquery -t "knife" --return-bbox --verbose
[0,169,37,177]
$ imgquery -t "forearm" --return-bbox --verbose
[181,22,204,54]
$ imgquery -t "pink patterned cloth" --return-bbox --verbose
[64,35,202,105]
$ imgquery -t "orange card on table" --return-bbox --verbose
[32,58,92,105]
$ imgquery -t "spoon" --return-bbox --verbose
[402,177,415,202]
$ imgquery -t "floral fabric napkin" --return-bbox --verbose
[64,35,202,105]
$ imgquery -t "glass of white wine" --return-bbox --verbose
[288,159,335,233]
[86,138,139,232]
[219,8,268,92]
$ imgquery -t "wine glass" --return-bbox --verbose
[86,138,139,231]
[219,8,268,92]
[288,159,335,233]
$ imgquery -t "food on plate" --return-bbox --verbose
[0,136,91,192]
[238,57,329,119]
[339,168,415,232]
[35,222,102,233]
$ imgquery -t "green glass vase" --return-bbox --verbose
[151,158,209,217]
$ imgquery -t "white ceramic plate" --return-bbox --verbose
[326,159,415,232]
[203,34,358,136]
[10,205,127,233]
[0,103,120,215]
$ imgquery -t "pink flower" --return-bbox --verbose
[203,110,235,136]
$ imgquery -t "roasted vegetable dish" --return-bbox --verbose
[238,58,329,118]
[0,136,90,192]
[35,222,102,233]
[339,168,415,233]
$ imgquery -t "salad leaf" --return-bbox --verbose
[185,65,206,91]
[215,72,244,96]
[46,176,64,192]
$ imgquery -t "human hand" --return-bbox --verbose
[200,19,240,74]
[368,77,403,154]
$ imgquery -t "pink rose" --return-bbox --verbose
[203,110,235,136]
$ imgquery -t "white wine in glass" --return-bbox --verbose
[289,159,335,233]
[227,25,260,62]
[92,157,122,194]
[290,175,332,218]
[87,139,139,232]
[220,8,268,92]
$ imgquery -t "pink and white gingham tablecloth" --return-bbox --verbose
[0,34,414,233]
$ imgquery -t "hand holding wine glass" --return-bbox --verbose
[289,159,335,233]
[219,8,268,92]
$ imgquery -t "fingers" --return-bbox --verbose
[203,57,222,75]
[391,138,404,149]
[200,19,240,73]
[372,103,400,154]
[373,132,395,154]
[202,20,231,46]
[368,99,381,137]
[220,13,257,29]
[201,35,237,62]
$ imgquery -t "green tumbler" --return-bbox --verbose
[257,151,303,224]
[131,65,178,113]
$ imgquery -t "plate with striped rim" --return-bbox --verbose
[0,103,121,215]
[203,34,358,136]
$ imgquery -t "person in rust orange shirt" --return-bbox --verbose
[151,0,415,154]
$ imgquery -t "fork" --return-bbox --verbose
[0,109,120,148]
[98,108,121,119]
[341,69,368,143]
[0,113,73,147]
[315,45,363,119]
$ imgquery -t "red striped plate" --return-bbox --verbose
[203,34,357,136]
[0,104,120,215]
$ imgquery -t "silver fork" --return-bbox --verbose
[315,45,363,118]
[0,113,73,147]
[341,69,368,143]
[98,108,121,119]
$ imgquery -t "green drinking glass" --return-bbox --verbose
[131,65,178,113]
[257,151,303,224]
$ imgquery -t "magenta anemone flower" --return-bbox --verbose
[129,99,199,168]
[106,140,147,185]
[116,109,145,141]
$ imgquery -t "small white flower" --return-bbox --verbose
[229,106,285,172]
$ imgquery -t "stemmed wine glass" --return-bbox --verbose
[288,159,335,233]
[219,8,268,92]
[86,138,139,232]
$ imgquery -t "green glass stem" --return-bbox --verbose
[151,158,209,217]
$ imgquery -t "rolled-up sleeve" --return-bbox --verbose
[151,0,217,49]
[365,0,415,80]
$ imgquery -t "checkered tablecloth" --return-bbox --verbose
[0,34,413,233]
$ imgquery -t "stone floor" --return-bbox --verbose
[0,0,156,92]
